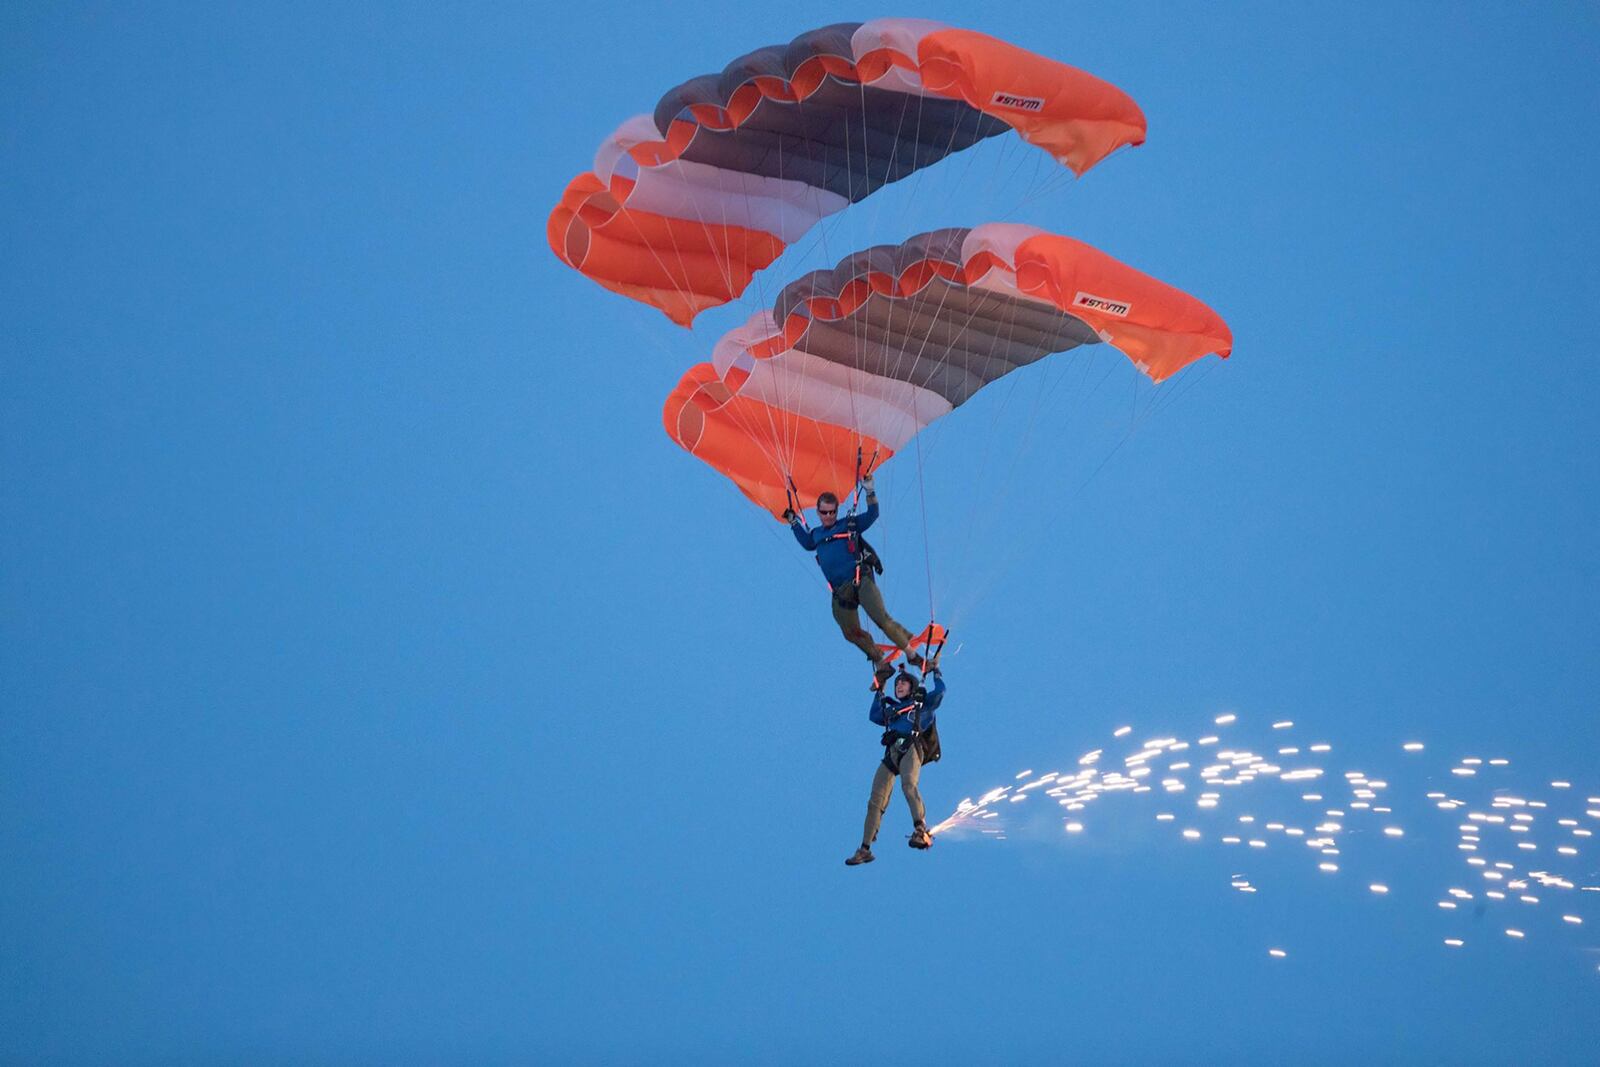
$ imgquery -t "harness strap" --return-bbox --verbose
[881,734,912,775]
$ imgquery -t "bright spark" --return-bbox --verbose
[929,714,1595,981]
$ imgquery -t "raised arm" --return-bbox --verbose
[869,692,888,726]
[921,671,946,711]
[854,488,879,534]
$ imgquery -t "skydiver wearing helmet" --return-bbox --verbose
[784,473,921,687]
[846,655,945,865]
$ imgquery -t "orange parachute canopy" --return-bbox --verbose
[549,19,1145,325]
[663,224,1232,518]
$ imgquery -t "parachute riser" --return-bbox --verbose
[913,630,947,738]
[785,475,808,532]
[846,445,863,519]
[844,444,881,519]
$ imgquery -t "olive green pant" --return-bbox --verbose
[863,738,925,846]
[831,575,915,663]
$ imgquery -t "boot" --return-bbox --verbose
[909,826,932,850]
[845,845,875,866]
[871,661,894,690]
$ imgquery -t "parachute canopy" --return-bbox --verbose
[663,223,1233,517]
[548,20,1147,325]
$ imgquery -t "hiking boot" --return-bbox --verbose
[905,652,925,670]
[871,662,894,690]
[845,845,875,866]
[908,827,932,850]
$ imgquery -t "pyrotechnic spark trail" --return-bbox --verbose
[928,714,1598,977]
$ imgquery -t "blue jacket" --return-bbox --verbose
[789,500,877,588]
[870,671,945,737]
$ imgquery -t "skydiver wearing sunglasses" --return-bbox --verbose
[784,474,921,687]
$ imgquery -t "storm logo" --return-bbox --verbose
[1073,291,1131,317]
[990,91,1045,112]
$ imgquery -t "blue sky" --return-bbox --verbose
[4,2,1598,1063]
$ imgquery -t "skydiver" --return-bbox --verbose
[784,474,920,687]
[846,657,945,865]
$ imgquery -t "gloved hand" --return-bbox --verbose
[861,473,876,494]
[782,508,798,524]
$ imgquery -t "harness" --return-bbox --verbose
[829,516,879,583]
[880,692,921,772]
[880,632,948,771]
[822,513,885,610]
[788,447,884,603]
[880,693,928,770]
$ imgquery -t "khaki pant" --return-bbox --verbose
[831,575,915,663]
[863,738,925,845]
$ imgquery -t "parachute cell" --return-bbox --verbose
[549,20,1147,325]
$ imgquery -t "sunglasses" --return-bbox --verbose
[817,508,837,515]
